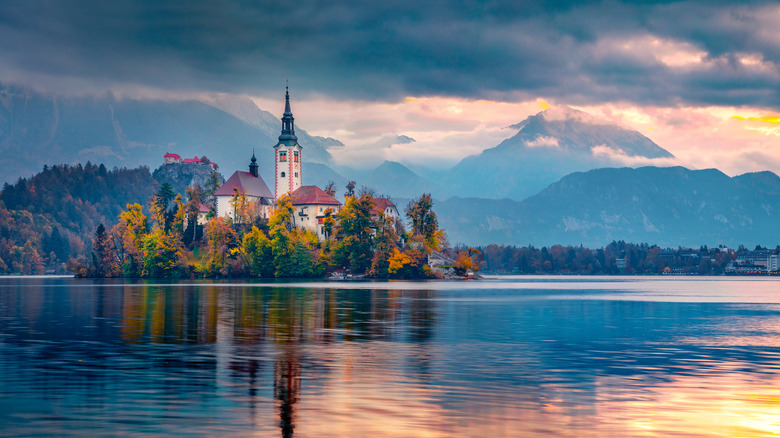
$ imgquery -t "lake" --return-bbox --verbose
[2,276,780,437]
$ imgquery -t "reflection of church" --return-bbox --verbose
[215,88,342,238]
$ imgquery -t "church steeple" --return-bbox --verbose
[249,150,258,177]
[278,86,298,143]
[273,86,303,200]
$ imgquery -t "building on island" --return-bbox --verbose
[290,185,342,238]
[215,153,274,221]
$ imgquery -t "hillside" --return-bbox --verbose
[0,163,157,274]
[437,166,780,248]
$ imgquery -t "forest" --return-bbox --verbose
[0,163,155,274]
[70,180,471,279]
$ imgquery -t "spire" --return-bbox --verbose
[278,85,298,143]
[249,149,258,177]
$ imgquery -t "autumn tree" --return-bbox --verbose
[324,181,337,197]
[202,216,240,276]
[141,229,186,277]
[112,203,149,277]
[406,193,444,251]
[92,223,118,277]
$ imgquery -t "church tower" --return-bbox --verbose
[274,87,303,201]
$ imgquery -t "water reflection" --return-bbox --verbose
[4,278,780,436]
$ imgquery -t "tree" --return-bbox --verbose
[453,247,482,276]
[242,226,274,277]
[112,203,149,277]
[370,212,400,278]
[202,172,221,210]
[332,193,375,274]
[92,223,118,277]
[203,216,239,276]
[405,193,443,251]
[324,181,337,197]
[153,182,176,232]
[141,229,185,277]
[185,186,202,243]
[345,181,356,198]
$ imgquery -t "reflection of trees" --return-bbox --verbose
[121,283,218,344]
[119,284,437,346]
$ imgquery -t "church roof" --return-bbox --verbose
[290,185,341,206]
[215,171,273,199]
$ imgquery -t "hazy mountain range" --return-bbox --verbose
[435,167,780,248]
[4,83,780,247]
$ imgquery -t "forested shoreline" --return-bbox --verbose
[0,162,770,278]
[70,180,473,279]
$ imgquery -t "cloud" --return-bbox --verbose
[0,0,779,110]
[525,135,560,148]
[591,145,681,168]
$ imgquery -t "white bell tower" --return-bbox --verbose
[274,86,303,200]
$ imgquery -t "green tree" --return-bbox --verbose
[332,194,375,274]
[141,229,185,277]
[185,186,202,243]
[242,226,274,277]
[202,172,221,211]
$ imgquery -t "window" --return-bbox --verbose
[294,151,299,162]
[280,151,287,162]
[294,172,298,177]
[281,171,286,177]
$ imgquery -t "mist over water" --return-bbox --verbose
[2,277,780,436]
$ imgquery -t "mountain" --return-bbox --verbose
[351,161,441,198]
[443,106,676,201]
[436,166,780,248]
[0,84,339,185]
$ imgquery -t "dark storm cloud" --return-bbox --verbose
[1,0,779,107]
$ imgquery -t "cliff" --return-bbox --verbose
[152,162,224,197]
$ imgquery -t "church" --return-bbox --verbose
[215,88,342,238]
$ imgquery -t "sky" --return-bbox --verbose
[2,0,780,174]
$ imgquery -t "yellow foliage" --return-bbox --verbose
[388,248,412,275]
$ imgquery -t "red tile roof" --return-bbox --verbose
[372,197,397,215]
[198,203,210,213]
[164,153,181,158]
[290,185,341,206]
[215,171,273,198]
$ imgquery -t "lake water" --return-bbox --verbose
[3,276,780,437]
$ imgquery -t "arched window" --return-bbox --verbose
[294,151,299,162]
[280,151,287,162]
[281,171,286,177]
